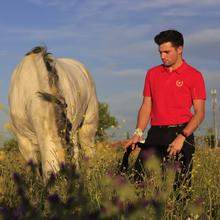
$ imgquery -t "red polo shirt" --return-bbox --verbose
[143,60,206,125]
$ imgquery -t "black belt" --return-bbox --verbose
[152,122,188,129]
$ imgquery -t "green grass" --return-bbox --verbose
[0,138,220,219]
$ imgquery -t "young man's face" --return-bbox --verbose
[158,42,183,67]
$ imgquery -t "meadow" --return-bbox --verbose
[0,136,219,219]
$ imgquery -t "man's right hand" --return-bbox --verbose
[124,135,143,150]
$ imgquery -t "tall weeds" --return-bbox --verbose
[0,139,219,219]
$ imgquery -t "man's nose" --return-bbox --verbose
[161,53,166,59]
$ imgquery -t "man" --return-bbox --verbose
[124,30,206,193]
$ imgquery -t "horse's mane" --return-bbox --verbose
[26,46,72,145]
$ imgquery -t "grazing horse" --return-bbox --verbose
[8,46,98,179]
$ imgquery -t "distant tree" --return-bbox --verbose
[96,102,118,141]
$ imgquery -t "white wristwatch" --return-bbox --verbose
[133,128,143,137]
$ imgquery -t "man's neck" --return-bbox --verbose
[168,58,183,72]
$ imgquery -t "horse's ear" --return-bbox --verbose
[25,46,47,56]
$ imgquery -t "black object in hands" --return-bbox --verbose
[120,141,145,172]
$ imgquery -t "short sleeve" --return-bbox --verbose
[143,70,151,97]
[191,72,206,100]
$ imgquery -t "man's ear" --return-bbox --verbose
[177,46,183,55]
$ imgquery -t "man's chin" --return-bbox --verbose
[163,63,171,67]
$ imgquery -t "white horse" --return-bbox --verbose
[8,46,98,179]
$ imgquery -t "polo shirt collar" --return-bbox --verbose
[162,59,188,74]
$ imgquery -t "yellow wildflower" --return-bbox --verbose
[0,151,5,161]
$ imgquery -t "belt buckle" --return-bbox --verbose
[167,125,177,128]
[168,123,184,128]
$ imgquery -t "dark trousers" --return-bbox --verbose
[121,124,195,196]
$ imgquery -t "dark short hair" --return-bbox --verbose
[154,30,184,47]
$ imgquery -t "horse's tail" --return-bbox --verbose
[26,46,72,145]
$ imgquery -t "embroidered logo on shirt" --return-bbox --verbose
[176,80,183,87]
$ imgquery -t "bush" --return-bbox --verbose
[96,102,118,141]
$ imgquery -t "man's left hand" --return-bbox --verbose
[167,134,185,156]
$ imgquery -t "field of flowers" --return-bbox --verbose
[0,138,220,219]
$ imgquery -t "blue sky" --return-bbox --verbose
[0,0,220,139]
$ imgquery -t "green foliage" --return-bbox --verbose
[203,127,220,148]
[96,102,118,141]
